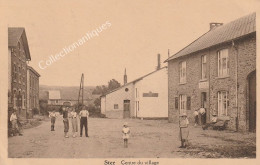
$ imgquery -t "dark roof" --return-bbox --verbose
[8,27,31,61]
[102,66,168,96]
[27,66,41,77]
[165,12,256,62]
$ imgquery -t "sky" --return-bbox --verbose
[4,0,259,86]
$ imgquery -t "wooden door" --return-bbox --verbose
[249,72,256,132]
[123,100,130,118]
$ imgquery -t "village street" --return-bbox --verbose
[8,116,256,158]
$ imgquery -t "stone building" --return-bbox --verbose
[165,13,256,132]
[8,27,31,118]
[27,66,40,118]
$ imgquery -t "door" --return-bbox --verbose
[123,100,130,118]
[249,71,256,132]
[201,92,207,124]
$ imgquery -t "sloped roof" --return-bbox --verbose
[8,27,31,60]
[165,12,256,62]
[27,66,41,77]
[48,90,61,100]
[102,66,168,96]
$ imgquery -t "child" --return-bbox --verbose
[179,113,189,148]
[122,122,130,148]
[49,109,57,131]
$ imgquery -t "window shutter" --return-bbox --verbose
[175,97,178,110]
[187,96,191,110]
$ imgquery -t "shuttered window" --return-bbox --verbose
[175,97,178,109]
[187,96,191,110]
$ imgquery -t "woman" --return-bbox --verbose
[70,108,78,137]
[62,106,69,138]
[179,113,189,148]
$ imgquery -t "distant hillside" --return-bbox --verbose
[39,85,99,100]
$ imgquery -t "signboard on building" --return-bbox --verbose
[143,91,159,97]
[199,81,209,89]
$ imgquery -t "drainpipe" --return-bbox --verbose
[232,40,239,131]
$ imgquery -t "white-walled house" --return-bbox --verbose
[101,66,168,119]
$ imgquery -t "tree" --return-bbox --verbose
[108,79,121,91]
[92,79,120,95]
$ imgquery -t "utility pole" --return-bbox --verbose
[77,73,84,111]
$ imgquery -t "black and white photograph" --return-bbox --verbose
[0,0,259,164]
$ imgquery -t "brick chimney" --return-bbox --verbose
[157,54,161,70]
[210,22,223,30]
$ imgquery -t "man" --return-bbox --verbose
[62,107,69,138]
[79,106,89,137]
[10,109,22,136]
[193,109,199,126]
[199,107,206,125]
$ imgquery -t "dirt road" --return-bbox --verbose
[8,116,256,158]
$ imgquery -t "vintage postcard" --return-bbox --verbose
[0,0,259,165]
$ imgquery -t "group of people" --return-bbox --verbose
[49,105,89,138]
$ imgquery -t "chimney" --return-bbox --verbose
[124,68,127,85]
[157,54,161,70]
[209,22,223,30]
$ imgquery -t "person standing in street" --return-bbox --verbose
[10,109,23,136]
[79,106,89,137]
[70,107,78,138]
[199,107,206,126]
[49,109,57,131]
[62,106,69,138]
[179,113,189,148]
[193,109,199,126]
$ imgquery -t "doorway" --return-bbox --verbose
[248,71,256,132]
[123,100,130,118]
[200,92,207,125]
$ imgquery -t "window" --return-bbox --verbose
[114,104,118,109]
[136,88,138,98]
[13,90,17,108]
[218,49,229,77]
[22,93,26,109]
[179,61,186,83]
[217,91,228,116]
[175,97,179,109]
[13,64,17,82]
[179,95,187,114]
[125,88,129,92]
[201,55,207,79]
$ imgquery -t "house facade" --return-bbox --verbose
[27,66,40,118]
[8,28,31,118]
[166,13,256,132]
[101,65,168,119]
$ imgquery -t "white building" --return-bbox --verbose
[101,64,168,119]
